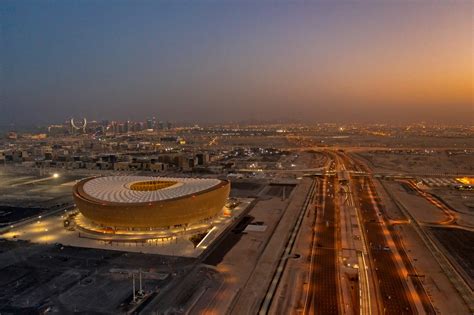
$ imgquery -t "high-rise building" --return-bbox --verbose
[146,119,153,130]
[124,120,130,133]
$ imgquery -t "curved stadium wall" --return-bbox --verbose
[73,176,230,229]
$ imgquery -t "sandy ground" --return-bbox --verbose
[383,181,447,224]
[356,151,474,175]
[430,188,474,228]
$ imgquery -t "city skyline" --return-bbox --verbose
[2,1,472,125]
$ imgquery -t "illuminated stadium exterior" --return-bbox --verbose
[73,176,230,230]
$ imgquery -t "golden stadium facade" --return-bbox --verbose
[73,176,230,229]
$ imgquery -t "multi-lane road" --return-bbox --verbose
[353,175,415,313]
[339,152,436,314]
[304,170,339,314]
[252,151,439,314]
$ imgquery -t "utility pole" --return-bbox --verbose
[132,273,136,302]
[139,269,143,295]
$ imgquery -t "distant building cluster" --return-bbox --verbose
[0,145,218,173]
[47,117,173,136]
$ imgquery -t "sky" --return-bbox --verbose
[1,0,472,126]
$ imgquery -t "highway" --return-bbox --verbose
[304,159,339,315]
[354,176,415,313]
[336,159,373,315]
[262,154,341,315]
[234,150,448,314]
[338,152,435,314]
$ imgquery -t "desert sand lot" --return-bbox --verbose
[356,150,474,174]
[429,188,474,228]
[383,181,447,223]
[0,168,80,208]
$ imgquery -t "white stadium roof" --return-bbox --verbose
[82,176,222,203]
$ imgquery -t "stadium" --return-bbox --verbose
[72,176,230,231]
[2,175,246,257]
